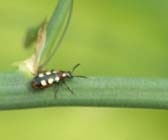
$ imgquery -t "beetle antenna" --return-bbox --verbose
[71,63,87,78]
[71,63,80,73]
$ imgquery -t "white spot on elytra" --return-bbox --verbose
[41,80,47,86]
[46,71,51,75]
[55,76,60,82]
[62,73,67,77]
[52,71,57,73]
[38,73,44,78]
[48,78,54,84]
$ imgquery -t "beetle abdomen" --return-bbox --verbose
[31,70,60,89]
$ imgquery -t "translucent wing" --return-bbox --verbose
[37,0,73,70]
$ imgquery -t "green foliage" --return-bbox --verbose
[1,0,168,111]
[39,0,73,67]
[0,73,168,110]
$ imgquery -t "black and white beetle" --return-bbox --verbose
[29,0,85,95]
[31,64,86,94]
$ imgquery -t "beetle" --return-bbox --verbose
[31,63,86,94]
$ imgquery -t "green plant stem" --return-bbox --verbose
[39,0,73,66]
[0,73,168,110]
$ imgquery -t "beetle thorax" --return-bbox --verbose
[59,71,72,79]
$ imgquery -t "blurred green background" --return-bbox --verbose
[0,0,168,139]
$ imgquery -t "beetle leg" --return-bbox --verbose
[53,84,60,98]
[63,81,74,94]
